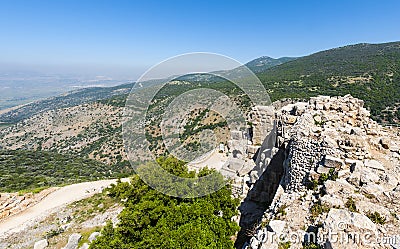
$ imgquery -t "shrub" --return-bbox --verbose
[366,211,386,225]
[318,168,338,185]
[307,179,319,191]
[345,197,358,212]
[277,204,288,217]
[310,202,330,221]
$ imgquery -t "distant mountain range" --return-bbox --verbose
[1,41,399,124]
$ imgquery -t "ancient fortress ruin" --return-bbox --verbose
[212,95,400,249]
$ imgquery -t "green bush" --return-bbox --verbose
[366,211,386,224]
[345,197,358,212]
[91,156,240,249]
[277,204,288,217]
[310,202,330,221]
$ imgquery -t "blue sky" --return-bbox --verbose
[1,0,399,78]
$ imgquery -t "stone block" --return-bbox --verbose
[364,159,385,171]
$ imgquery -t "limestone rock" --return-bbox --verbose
[347,171,361,186]
[320,194,345,208]
[384,174,399,188]
[360,169,380,185]
[323,155,344,170]
[34,239,48,249]
[357,200,391,221]
[317,165,331,174]
[379,137,390,149]
[62,233,82,249]
[345,159,363,173]
[321,209,377,249]
[323,179,355,196]
[88,231,100,242]
[364,159,385,171]
[79,244,89,249]
[361,183,385,198]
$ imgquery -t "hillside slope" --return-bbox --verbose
[0,101,127,165]
[245,56,296,73]
[257,42,400,123]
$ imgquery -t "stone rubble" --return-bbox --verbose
[242,95,400,249]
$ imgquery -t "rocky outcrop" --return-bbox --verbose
[0,188,56,221]
[241,95,400,249]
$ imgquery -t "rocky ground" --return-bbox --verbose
[244,95,400,249]
[0,188,56,220]
[0,187,123,249]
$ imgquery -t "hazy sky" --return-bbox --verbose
[1,0,399,79]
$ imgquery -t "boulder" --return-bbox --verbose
[360,169,380,185]
[324,179,355,196]
[317,164,331,174]
[347,171,361,186]
[88,231,100,243]
[379,137,390,149]
[337,169,350,178]
[356,200,391,221]
[384,174,398,188]
[62,233,82,249]
[321,209,377,249]
[79,244,89,249]
[323,155,344,170]
[364,159,385,171]
[34,239,48,249]
[361,183,385,198]
[320,194,345,208]
[345,159,363,173]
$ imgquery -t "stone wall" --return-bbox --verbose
[241,94,400,249]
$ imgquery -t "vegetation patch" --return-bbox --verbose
[310,202,330,221]
[90,157,240,249]
[366,211,386,225]
[345,197,358,212]
[0,150,119,192]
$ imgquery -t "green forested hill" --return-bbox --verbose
[257,42,400,122]
[0,150,131,192]
[244,56,297,73]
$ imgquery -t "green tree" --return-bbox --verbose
[91,157,240,249]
